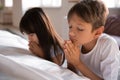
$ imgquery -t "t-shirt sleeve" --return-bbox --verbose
[100,39,120,80]
[50,46,63,57]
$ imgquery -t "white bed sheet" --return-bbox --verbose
[0,30,90,80]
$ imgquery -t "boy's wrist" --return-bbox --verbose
[73,60,82,68]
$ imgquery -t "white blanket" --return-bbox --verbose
[0,30,90,80]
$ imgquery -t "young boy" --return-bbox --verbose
[63,0,120,80]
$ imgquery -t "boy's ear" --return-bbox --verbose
[94,26,104,38]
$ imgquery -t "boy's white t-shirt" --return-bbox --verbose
[80,33,120,80]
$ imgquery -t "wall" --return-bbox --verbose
[12,0,75,39]
[12,0,120,39]
[12,0,22,27]
[109,8,120,16]
[43,0,75,39]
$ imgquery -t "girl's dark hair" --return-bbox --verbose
[20,7,64,63]
[67,0,107,31]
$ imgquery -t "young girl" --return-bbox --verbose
[64,0,119,80]
[19,7,64,66]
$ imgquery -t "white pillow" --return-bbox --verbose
[111,35,120,46]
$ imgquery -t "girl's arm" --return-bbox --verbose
[52,53,63,65]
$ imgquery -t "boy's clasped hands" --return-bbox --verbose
[63,40,81,67]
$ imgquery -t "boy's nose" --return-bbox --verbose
[69,31,75,38]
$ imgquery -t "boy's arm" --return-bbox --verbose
[67,62,78,73]
[74,60,103,80]
[64,41,103,80]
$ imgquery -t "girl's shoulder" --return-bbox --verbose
[50,45,63,57]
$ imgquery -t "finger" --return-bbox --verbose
[29,47,33,53]
[65,43,74,56]
[64,49,71,61]
[64,43,72,55]
[33,42,39,48]
[28,41,32,46]
[30,42,37,49]
[67,40,79,55]
[67,40,74,49]
[28,43,32,49]
[28,41,31,46]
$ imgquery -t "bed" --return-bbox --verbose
[0,30,90,80]
[104,15,120,49]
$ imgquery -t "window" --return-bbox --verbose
[22,0,62,12]
[42,0,61,7]
[68,0,79,2]
[102,0,120,8]
[5,0,13,7]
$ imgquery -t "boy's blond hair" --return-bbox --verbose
[67,0,108,31]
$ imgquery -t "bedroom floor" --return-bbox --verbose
[0,24,27,39]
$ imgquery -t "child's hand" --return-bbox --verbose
[28,41,44,58]
[63,40,81,67]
